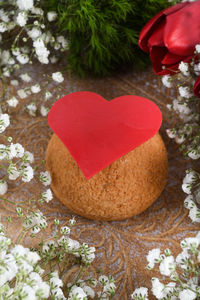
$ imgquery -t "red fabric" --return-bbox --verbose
[48,92,162,179]
[139,1,200,75]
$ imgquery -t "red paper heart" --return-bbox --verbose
[48,91,162,179]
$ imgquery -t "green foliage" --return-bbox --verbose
[44,0,174,76]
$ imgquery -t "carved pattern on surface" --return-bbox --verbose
[1,64,199,299]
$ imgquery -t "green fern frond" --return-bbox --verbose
[43,0,173,76]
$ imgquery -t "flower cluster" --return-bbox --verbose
[0,113,10,133]
[41,224,96,267]
[132,232,200,300]
[0,220,114,300]
[161,48,200,224]
[67,275,116,300]
[182,169,200,223]
[0,0,67,117]
[0,137,35,195]
[0,0,68,68]
[0,224,50,299]
[164,46,200,158]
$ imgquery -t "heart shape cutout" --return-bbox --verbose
[48,91,162,179]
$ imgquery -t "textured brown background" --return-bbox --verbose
[1,63,200,299]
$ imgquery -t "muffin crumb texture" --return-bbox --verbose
[46,133,168,221]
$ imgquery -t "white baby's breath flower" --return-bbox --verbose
[3,67,10,77]
[179,62,190,76]
[0,180,7,195]
[54,42,60,50]
[26,251,41,265]
[9,143,17,159]
[69,218,76,226]
[50,55,58,64]
[45,91,52,100]
[36,282,50,298]
[39,171,51,186]
[0,114,10,133]
[175,135,185,144]
[51,287,66,298]
[16,53,29,64]
[23,151,34,163]
[20,284,36,299]
[131,287,148,299]
[0,9,9,23]
[0,254,18,287]
[42,31,52,43]
[57,36,69,49]
[17,89,27,99]
[188,149,200,160]
[184,195,196,209]
[159,255,175,276]
[47,11,57,22]
[151,278,165,299]
[11,244,29,257]
[182,183,192,194]
[31,84,41,93]
[69,286,87,300]
[42,240,56,253]
[20,73,32,82]
[0,50,10,66]
[0,144,7,160]
[31,226,41,234]
[195,44,200,53]
[40,105,49,116]
[178,86,193,98]
[33,38,49,61]
[31,7,44,15]
[16,11,27,27]
[13,143,24,158]
[8,165,20,180]
[176,250,190,269]
[10,80,19,86]
[83,285,95,298]
[0,22,7,32]
[189,206,200,223]
[179,289,196,300]
[166,129,176,139]
[25,210,47,234]
[80,244,95,264]
[162,75,172,88]
[146,248,160,268]
[7,96,19,108]
[181,237,200,249]
[98,275,109,286]
[183,171,197,185]
[26,103,37,117]
[173,99,192,117]
[17,0,33,10]
[28,28,41,40]
[52,72,64,83]
[50,276,63,289]
[12,48,20,56]
[21,165,34,182]
[7,22,15,31]
[41,189,53,203]
[60,226,70,235]
[8,57,15,65]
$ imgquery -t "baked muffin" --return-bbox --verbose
[46,132,168,221]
